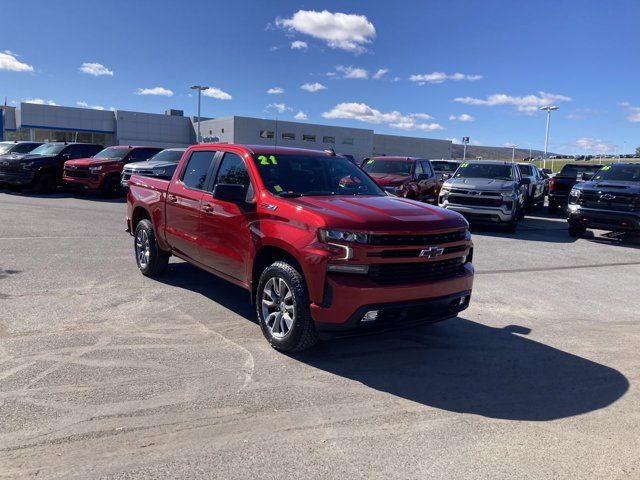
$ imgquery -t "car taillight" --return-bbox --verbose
[549,177,555,191]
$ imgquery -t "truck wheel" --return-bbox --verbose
[134,219,169,276]
[517,201,526,220]
[102,176,122,198]
[256,260,318,352]
[33,171,56,194]
[525,195,534,213]
[548,201,559,214]
[504,216,518,233]
[568,225,586,238]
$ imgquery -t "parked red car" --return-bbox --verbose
[362,156,440,203]
[126,145,474,352]
[63,145,162,196]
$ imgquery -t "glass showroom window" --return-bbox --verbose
[260,130,274,139]
[323,136,335,143]
[282,132,295,141]
[303,134,316,142]
[342,137,354,145]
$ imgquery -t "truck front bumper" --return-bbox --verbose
[438,202,515,224]
[0,171,36,185]
[567,205,640,231]
[62,175,102,191]
[311,263,473,330]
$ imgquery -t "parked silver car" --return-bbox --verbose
[517,162,546,211]
[121,148,186,189]
[438,160,529,232]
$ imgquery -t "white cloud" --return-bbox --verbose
[266,87,284,95]
[266,103,291,114]
[619,101,640,122]
[372,68,389,80]
[136,87,173,96]
[202,87,232,100]
[300,82,327,92]
[449,113,475,122]
[294,111,308,120]
[290,40,308,50]
[410,72,482,85]
[335,65,368,79]
[276,10,376,54]
[0,51,34,72]
[79,62,113,77]
[575,137,614,154]
[24,98,57,106]
[322,102,443,131]
[453,91,571,113]
[269,46,280,52]
[76,101,104,110]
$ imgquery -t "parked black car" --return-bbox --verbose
[0,142,103,193]
[567,163,640,237]
[0,141,43,158]
[548,163,602,213]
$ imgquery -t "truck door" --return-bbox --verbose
[165,150,218,262]
[198,151,254,282]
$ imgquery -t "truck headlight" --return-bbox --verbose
[152,169,166,176]
[569,188,581,203]
[89,165,102,172]
[501,191,516,198]
[318,229,369,244]
[21,161,35,169]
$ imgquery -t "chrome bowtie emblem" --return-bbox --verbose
[68,165,77,170]
[600,194,615,200]
[419,246,445,258]
[0,161,8,166]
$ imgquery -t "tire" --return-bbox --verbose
[517,200,526,220]
[33,171,57,194]
[134,219,169,276]
[256,260,318,352]
[548,201,559,214]
[568,225,586,238]
[526,194,534,213]
[504,216,518,233]
[102,176,122,198]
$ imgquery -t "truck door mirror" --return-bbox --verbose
[416,173,429,181]
[520,177,531,186]
[213,183,246,202]
[62,153,71,160]
[581,172,593,181]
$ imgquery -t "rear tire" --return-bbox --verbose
[102,176,122,198]
[134,219,169,276]
[568,225,586,238]
[33,171,57,194]
[256,260,318,352]
[548,201,559,214]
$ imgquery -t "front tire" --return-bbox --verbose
[102,176,122,198]
[568,225,586,238]
[33,171,57,194]
[256,260,318,352]
[134,219,169,276]
[548,201,559,214]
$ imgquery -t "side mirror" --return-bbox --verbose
[520,177,531,185]
[416,173,429,181]
[62,153,71,160]
[213,183,246,202]
[581,172,593,181]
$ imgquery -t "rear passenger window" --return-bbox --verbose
[215,152,251,190]
[181,151,215,190]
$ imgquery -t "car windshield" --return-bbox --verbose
[253,153,385,197]
[29,143,66,156]
[431,161,459,173]
[454,162,514,180]
[147,149,184,163]
[558,164,601,178]
[518,164,533,175]
[362,159,412,175]
[591,165,640,182]
[93,147,129,160]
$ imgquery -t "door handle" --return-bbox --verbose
[202,203,214,213]
[168,194,177,203]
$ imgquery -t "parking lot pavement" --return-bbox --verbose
[1,191,639,480]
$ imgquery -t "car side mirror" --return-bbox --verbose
[213,183,246,202]
[62,153,71,160]
[416,173,429,181]
[581,172,592,181]
[520,177,531,185]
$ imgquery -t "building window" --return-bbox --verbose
[260,130,274,139]
[342,137,354,145]
[323,136,335,144]
[302,134,316,142]
[282,132,295,141]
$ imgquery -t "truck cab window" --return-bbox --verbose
[215,152,251,191]
[181,151,215,190]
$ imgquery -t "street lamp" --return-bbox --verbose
[540,105,559,171]
[509,144,518,162]
[191,85,209,144]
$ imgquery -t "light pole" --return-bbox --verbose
[191,85,209,144]
[510,144,518,162]
[540,105,559,171]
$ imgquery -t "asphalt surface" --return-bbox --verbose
[1,191,639,479]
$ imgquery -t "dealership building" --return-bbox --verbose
[1,103,452,161]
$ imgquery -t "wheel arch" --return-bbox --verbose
[251,245,303,306]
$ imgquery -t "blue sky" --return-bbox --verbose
[1,0,638,153]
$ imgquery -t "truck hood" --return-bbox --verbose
[581,180,640,195]
[0,154,56,164]
[446,177,515,191]
[287,195,468,232]
[126,160,177,170]
[368,173,411,187]
[65,158,120,167]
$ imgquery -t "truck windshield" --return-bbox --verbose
[454,163,514,180]
[29,143,66,156]
[93,147,129,160]
[591,165,640,182]
[147,149,184,163]
[362,159,412,175]
[558,164,601,178]
[253,154,385,197]
[431,161,458,173]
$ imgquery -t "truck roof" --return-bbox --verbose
[191,144,344,157]
[466,160,514,165]
[368,156,422,162]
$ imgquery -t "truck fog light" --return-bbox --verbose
[362,310,379,322]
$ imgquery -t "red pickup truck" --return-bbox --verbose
[63,145,162,196]
[126,144,474,352]
[361,156,441,203]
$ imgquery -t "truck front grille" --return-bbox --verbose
[368,257,464,284]
[64,168,90,178]
[448,195,503,207]
[0,164,21,174]
[580,192,638,212]
[369,230,466,246]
